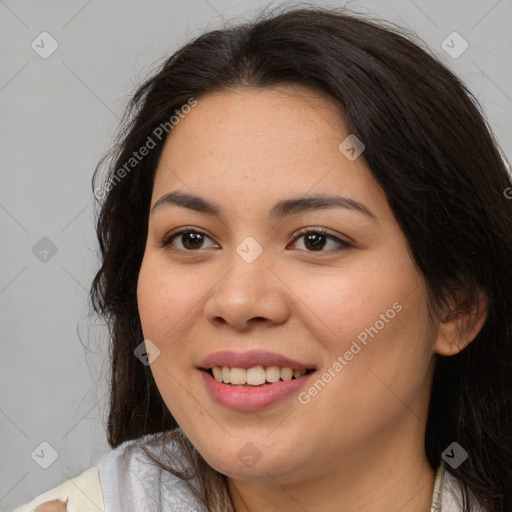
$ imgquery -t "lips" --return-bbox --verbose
[198,349,317,371]
[197,350,318,410]
[199,365,316,410]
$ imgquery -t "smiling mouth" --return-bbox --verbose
[203,366,316,387]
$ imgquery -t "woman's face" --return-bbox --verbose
[137,85,440,484]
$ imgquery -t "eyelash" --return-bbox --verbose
[159,226,352,254]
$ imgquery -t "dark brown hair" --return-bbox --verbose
[90,4,512,511]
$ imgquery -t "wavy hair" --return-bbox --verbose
[90,4,512,511]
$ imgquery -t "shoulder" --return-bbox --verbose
[95,430,208,511]
[9,438,148,512]
[10,431,206,512]
[10,467,103,512]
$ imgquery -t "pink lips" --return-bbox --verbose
[197,350,317,411]
[198,349,315,370]
[199,370,315,410]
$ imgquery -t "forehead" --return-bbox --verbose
[151,85,388,220]
[156,84,346,169]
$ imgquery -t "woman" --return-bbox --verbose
[12,5,512,512]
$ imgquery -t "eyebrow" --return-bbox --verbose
[151,191,376,220]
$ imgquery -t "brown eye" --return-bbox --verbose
[303,232,328,251]
[289,228,352,253]
[178,232,205,250]
[161,229,218,251]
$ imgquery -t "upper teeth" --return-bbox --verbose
[211,366,307,386]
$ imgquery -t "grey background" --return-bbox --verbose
[1,0,511,509]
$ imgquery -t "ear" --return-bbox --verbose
[433,287,488,356]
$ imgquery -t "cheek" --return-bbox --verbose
[319,292,433,425]
[290,262,410,351]
[136,258,199,415]
[136,269,168,340]
[136,256,203,339]
[294,261,433,406]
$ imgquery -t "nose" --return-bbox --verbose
[203,249,291,331]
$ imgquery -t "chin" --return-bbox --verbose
[208,457,292,480]
[197,440,304,481]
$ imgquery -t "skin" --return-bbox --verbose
[136,85,486,512]
[35,500,67,511]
